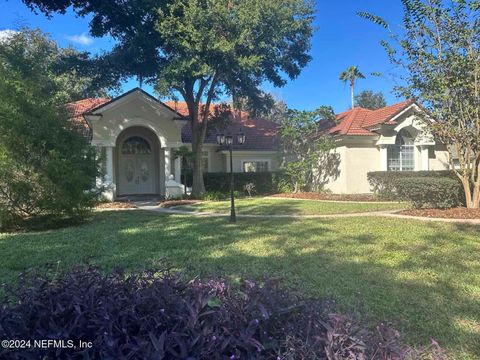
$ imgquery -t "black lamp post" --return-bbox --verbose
[216,129,246,223]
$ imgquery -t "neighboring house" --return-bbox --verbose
[323,100,450,194]
[67,88,280,200]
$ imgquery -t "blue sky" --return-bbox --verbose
[1,0,406,112]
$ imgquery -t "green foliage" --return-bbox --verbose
[0,29,101,229]
[0,28,116,104]
[360,1,480,208]
[202,172,287,195]
[354,90,387,110]
[367,171,461,202]
[22,0,315,196]
[280,109,338,192]
[395,177,462,209]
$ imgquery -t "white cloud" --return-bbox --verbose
[65,32,94,46]
[0,29,17,43]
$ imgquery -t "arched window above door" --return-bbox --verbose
[387,129,415,171]
[121,136,152,155]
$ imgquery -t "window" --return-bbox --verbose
[243,161,269,173]
[121,136,151,155]
[387,130,415,171]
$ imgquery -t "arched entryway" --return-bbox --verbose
[116,127,161,196]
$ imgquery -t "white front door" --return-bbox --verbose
[118,136,155,195]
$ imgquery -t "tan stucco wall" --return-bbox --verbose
[345,143,381,194]
[88,96,184,148]
[429,145,450,170]
[324,146,347,193]
[324,141,380,194]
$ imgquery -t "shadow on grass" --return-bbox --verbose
[0,210,478,358]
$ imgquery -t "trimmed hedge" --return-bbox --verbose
[367,171,458,200]
[395,177,462,209]
[183,172,289,195]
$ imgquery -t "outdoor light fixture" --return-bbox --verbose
[216,133,225,146]
[216,129,246,223]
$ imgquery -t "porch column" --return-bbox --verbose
[103,146,115,201]
[164,148,171,179]
[174,154,181,182]
[379,145,388,171]
[105,146,114,183]
[421,145,430,171]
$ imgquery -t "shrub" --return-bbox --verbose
[395,177,462,209]
[367,170,459,200]
[0,32,101,230]
[0,266,442,360]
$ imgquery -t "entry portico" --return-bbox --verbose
[83,88,187,200]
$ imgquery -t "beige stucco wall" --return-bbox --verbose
[324,140,381,194]
[429,145,450,170]
[88,96,184,148]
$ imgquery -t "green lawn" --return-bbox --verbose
[0,210,479,359]
[175,197,406,215]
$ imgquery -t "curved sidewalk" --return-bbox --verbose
[137,204,480,225]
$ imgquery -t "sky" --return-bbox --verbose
[1,0,406,113]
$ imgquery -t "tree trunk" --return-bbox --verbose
[350,85,354,109]
[191,126,206,198]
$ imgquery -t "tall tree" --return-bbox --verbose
[339,66,365,109]
[360,0,480,208]
[23,0,315,197]
[355,90,386,110]
[0,29,102,228]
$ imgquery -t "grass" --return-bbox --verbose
[0,209,479,358]
[176,197,406,215]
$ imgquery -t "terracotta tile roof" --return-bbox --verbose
[328,100,414,136]
[66,98,279,151]
[66,98,110,138]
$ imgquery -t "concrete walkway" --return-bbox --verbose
[133,203,480,225]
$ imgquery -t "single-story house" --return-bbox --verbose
[323,100,450,194]
[67,88,280,200]
[68,88,450,199]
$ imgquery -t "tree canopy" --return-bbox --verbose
[355,90,386,110]
[22,0,315,196]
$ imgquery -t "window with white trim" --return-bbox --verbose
[243,160,269,173]
[387,130,415,171]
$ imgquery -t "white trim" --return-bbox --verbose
[241,158,271,172]
[219,150,278,155]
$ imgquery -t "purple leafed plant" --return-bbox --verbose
[0,265,443,359]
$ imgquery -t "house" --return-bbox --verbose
[67,88,280,200]
[68,88,450,199]
[323,100,450,194]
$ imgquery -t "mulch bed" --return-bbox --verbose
[159,200,199,208]
[399,207,480,219]
[270,193,387,202]
[96,202,137,209]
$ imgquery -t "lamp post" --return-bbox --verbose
[216,129,246,223]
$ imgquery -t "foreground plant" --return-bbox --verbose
[0,265,444,359]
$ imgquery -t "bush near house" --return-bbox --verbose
[0,265,441,360]
[182,172,290,196]
[368,171,458,197]
[395,177,462,209]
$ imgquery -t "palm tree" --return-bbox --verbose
[339,66,366,109]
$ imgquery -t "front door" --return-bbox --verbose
[118,136,155,195]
